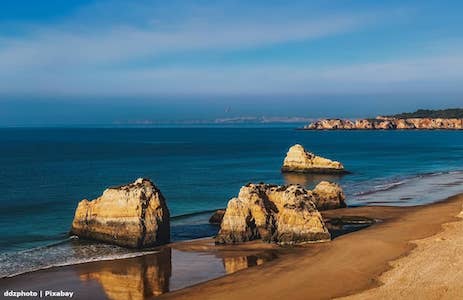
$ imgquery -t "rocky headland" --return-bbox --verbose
[215,183,333,245]
[70,178,170,248]
[305,117,463,130]
[281,144,347,173]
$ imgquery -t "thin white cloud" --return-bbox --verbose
[2,54,462,96]
[0,14,367,71]
[0,2,461,97]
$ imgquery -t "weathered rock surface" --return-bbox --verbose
[281,144,347,174]
[215,183,331,245]
[210,181,346,224]
[305,117,463,130]
[70,178,170,248]
[312,181,346,210]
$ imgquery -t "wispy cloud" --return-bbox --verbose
[0,1,462,97]
[0,8,369,70]
[2,53,462,96]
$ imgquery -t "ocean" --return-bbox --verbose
[0,126,462,277]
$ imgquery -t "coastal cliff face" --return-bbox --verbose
[305,117,463,130]
[281,144,346,173]
[215,183,331,245]
[70,178,170,248]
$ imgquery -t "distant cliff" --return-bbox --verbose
[304,109,463,130]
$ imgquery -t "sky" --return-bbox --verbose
[0,0,462,125]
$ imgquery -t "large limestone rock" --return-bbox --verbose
[210,181,346,225]
[312,181,346,210]
[70,178,170,248]
[215,183,330,245]
[281,144,346,174]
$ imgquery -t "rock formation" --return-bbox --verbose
[209,209,226,224]
[305,117,463,130]
[215,183,331,245]
[70,178,170,248]
[312,181,346,210]
[281,144,347,174]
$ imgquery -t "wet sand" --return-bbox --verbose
[1,194,462,300]
[0,242,281,299]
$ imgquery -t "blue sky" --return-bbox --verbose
[0,0,462,124]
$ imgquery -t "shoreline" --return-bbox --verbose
[160,193,463,299]
[1,193,462,299]
[340,203,463,299]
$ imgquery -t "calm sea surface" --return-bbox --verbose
[0,126,462,277]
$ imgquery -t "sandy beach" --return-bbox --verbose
[160,194,463,300]
[340,200,463,300]
[0,193,461,299]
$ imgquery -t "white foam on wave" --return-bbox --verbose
[350,170,463,206]
[0,238,159,278]
[354,179,411,196]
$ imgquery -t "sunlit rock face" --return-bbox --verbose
[312,181,346,210]
[79,247,172,299]
[281,144,346,174]
[406,118,463,129]
[71,178,170,248]
[210,181,346,224]
[215,183,330,245]
[305,118,463,130]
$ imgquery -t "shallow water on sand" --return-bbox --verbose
[0,246,279,299]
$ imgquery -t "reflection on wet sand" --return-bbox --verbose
[222,252,278,274]
[79,247,171,300]
[79,246,278,299]
[323,216,375,239]
[282,172,344,187]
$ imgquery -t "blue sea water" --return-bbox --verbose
[0,126,462,277]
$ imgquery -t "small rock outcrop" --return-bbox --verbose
[312,181,346,210]
[209,209,226,224]
[215,184,330,245]
[70,178,170,248]
[281,144,347,174]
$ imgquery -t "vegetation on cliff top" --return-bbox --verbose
[388,108,463,119]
